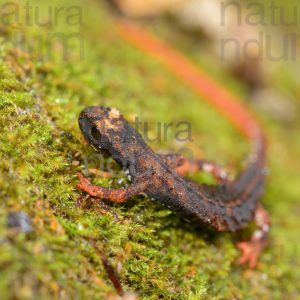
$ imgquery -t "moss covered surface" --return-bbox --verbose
[0,0,300,299]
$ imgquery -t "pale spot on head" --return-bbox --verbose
[109,107,120,119]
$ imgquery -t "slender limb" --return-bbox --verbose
[77,173,147,203]
[236,205,270,269]
[160,153,229,181]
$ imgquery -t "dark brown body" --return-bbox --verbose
[77,107,267,232]
[138,146,265,232]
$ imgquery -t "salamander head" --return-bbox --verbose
[79,106,124,151]
[78,106,148,170]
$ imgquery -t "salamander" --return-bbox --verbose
[77,106,270,268]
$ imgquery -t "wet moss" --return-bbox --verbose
[0,0,299,299]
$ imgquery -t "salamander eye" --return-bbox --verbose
[91,126,101,140]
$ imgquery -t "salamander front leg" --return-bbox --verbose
[160,154,229,182]
[236,205,270,269]
[77,173,147,203]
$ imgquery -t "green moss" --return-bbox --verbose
[0,0,299,299]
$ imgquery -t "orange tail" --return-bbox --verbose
[115,19,264,142]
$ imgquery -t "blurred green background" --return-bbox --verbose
[0,0,299,299]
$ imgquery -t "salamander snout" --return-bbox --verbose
[78,107,107,149]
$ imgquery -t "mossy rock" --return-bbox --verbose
[0,0,299,299]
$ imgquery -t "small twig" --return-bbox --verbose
[88,238,124,296]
